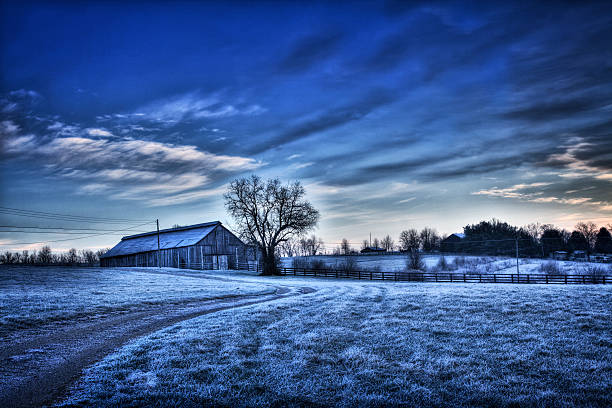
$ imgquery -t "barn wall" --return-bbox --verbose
[100,225,258,269]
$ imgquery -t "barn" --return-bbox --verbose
[440,233,465,252]
[100,221,258,269]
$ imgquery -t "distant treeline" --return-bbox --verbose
[282,219,612,259]
[0,246,109,266]
[443,220,612,258]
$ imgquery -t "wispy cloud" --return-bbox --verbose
[135,92,266,124]
[4,129,264,206]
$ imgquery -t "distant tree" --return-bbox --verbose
[13,251,22,264]
[568,231,588,253]
[594,227,612,254]
[21,250,29,264]
[541,228,566,256]
[381,235,394,251]
[172,224,182,229]
[28,250,37,264]
[372,237,380,249]
[37,246,53,264]
[399,229,421,251]
[80,249,98,266]
[2,251,15,264]
[420,227,439,252]
[67,248,79,264]
[361,239,370,250]
[341,238,350,255]
[575,222,598,255]
[224,175,319,275]
[300,234,324,256]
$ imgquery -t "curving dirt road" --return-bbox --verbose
[0,271,315,408]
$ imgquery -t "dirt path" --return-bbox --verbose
[0,274,315,408]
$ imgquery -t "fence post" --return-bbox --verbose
[565,275,567,284]
[463,273,466,282]
[370,271,372,280]
[358,270,361,280]
[435,273,437,282]
[546,275,548,284]
[527,274,530,284]
[480,274,482,283]
[493,274,496,283]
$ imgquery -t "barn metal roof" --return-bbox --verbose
[101,221,220,258]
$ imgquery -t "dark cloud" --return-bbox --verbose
[277,31,343,73]
[501,98,605,122]
[247,88,397,154]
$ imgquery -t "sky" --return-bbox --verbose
[1,0,611,252]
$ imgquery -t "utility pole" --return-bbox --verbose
[369,232,372,247]
[515,236,519,277]
[157,219,161,268]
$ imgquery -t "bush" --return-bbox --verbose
[539,261,563,275]
[452,256,467,269]
[579,264,609,283]
[434,256,451,271]
[336,257,360,276]
[406,250,425,271]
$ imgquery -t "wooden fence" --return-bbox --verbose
[279,267,608,284]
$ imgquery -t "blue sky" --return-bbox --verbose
[1,0,611,251]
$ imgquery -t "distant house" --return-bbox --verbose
[552,251,568,260]
[360,246,386,254]
[100,221,257,269]
[441,233,465,252]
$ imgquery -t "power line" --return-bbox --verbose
[0,207,152,224]
[0,225,150,232]
[1,221,154,246]
[0,230,148,234]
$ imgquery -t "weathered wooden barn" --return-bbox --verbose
[100,221,257,269]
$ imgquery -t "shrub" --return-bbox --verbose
[539,261,563,275]
[336,257,360,276]
[452,256,467,268]
[406,250,425,271]
[435,256,450,271]
[579,264,609,283]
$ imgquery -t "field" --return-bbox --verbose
[1,266,611,407]
[0,266,269,334]
[282,254,612,275]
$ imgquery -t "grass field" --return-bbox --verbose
[59,274,612,407]
[0,266,269,334]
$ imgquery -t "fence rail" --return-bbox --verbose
[176,261,260,272]
[279,267,608,284]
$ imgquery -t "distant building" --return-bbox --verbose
[552,251,568,260]
[100,221,257,269]
[441,233,465,252]
[360,246,386,254]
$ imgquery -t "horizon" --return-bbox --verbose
[1,1,611,252]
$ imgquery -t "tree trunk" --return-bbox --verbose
[261,250,279,276]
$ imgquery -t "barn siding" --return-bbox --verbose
[100,224,258,269]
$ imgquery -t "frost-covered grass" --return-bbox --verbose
[283,254,612,275]
[0,266,269,333]
[61,279,612,407]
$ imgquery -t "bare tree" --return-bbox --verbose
[341,238,350,255]
[381,235,394,251]
[299,234,324,256]
[37,246,52,264]
[67,248,79,264]
[2,251,15,264]
[372,237,380,249]
[80,249,98,266]
[399,229,421,251]
[225,175,319,275]
[575,221,598,255]
[420,227,440,252]
[361,239,370,250]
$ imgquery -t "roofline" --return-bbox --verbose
[121,221,221,240]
